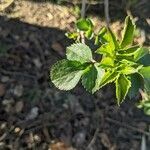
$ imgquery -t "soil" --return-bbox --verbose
[0,0,150,150]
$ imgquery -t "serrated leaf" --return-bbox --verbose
[120,16,135,48]
[81,64,105,93]
[76,18,93,31]
[100,56,114,68]
[119,59,137,66]
[108,28,119,49]
[121,65,143,75]
[117,45,139,56]
[99,71,118,88]
[93,63,105,92]
[115,74,131,105]
[66,43,93,64]
[116,54,134,62]
[134,47,149,61]
[139,66,150,78]
[82,65,97,93]
[128,73,144,98]
[96,44,111,56]
[96,28,119,56]
[50,60,84,90]
[97,27,108,44]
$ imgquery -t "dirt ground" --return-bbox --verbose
[0,0,150,150]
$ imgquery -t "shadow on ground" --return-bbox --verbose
[0,13,150,149]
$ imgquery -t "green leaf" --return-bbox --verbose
[115,74,131,105]
[100,56,114,68]
[97,27,108,44]
[96,28,119,56]
[93,63,105,92]
[82,64,105,93]
[144,78,150,92]
[121,65,143,75]
[85,29,93,39]
[128,73,144,98]
[76,18,93,31]
[134,47,149,61]
[116,54,134,62]
[65,32,79,40]
[117,45,139,56]
[96,44,111,56]
[137,53,150,66]
[82,65,97,93]
[50,60,84,90]
[66,43,93,64]
[120,16,135,48]
[139,66,150,78]
[99,71,118,88]
[144,107,150,115]
[119,59,137,66]
[107,28,119,49]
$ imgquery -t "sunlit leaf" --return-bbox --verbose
[82,64,105,93]
[99,71,118,88]
[66,43,93,64]
[116,74,131,105]
[50,60,84,90]
[120,16,135,48]
[139,66,150,78]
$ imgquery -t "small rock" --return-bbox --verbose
[33,58,42,68]
[34,134,41,143]
[0,83,5,97]
[14,85,23,97]
[72,130,86,147]
[1,76,9,82]
[2,99,14,105]
[46,13,53,20]
[14,127,21,133]
[15,101,24,113]
[26,107,39,120]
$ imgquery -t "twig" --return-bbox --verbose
[104,0,110,27]
[87,128,99,150]
[106,117,150,136]
[87,100,101,149]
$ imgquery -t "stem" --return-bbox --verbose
[80,0,87,43]
[81,0,87,18]
[104,0,110,27]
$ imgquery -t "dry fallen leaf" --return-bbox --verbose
[50,142,75,150]
[100,133,112,148]
[14,85,23,97]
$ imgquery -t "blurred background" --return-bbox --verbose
[0,0,150,149]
